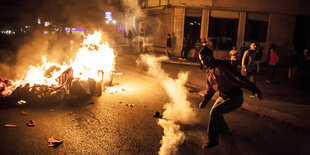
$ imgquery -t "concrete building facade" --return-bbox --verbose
[141,0,310,63]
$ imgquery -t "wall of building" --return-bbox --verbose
[143,0,310,61]
[212,0,310,15]
[144,8,174,53]
[265,14,296,63]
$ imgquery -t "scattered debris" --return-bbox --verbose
[27,120,35,127]
[48,137,63,147]
[104,87,125,94]
[4,124,17,128]
[112,72,123,76]
[153,112,163,118]
[17,100,27,105]
[125,104,135,108]
[21,111,28,115]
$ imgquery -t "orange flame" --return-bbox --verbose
[14,31,115,87]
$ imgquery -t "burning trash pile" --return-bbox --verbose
[0,31,116,105]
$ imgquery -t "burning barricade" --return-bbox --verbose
[0,31,116,106]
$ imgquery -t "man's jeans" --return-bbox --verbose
[207,95,244,143]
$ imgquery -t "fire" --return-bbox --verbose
[13,31,115,88]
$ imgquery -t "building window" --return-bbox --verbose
[244,13,268,42]
[244,20,268,42]
[208,17,238,50]
[184,16,201,48]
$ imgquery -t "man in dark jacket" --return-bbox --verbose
[166,33,172,57]
[181,34,192,59]
[198,47,262,149]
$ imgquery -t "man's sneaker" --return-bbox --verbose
[202,141,219,149]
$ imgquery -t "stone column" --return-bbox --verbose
[173,7,185,56]
[237,12,246,50]
[200,9,210,41]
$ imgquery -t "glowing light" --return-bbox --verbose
[13,31,115,87]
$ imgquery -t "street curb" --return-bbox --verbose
[193,84,310,131]
[197,90,310,131]
[241,102,310,130]
[162,60,200,66]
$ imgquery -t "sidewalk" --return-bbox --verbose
[118,48,310,130]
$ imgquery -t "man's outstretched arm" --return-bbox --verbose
[200,80,216,109]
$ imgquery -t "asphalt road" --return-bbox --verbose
[0,55,309,155]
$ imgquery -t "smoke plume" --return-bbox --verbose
[137,54,198,155]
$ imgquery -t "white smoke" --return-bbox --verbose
[137,54,198,155]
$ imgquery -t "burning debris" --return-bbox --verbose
[0,77,12,97]
[104,86,126,94]
[4,124,17,128]
[17,100,27,105]
[0,31,117,106]
[21,111,28,115]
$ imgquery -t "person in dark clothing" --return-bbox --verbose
[199,41,213,70]
[127,30,133,48]
[166,33,172,57]
[198,48,262,149]
[181,34,192,59]
[296,48,310,90]
[288,48,298,79]
[180,37,187,60]
[194,39,202,58]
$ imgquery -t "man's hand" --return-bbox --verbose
[199,100,208,109]
[255,92,263,100]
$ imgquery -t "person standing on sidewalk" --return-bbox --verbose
[194,39,202,58]
[127,29,133,48]
[166,33,172,57]
[296,48,310,90]
[181,34,192,60]
[288,47,298,80]
[198,47,262,149]
[229,45,238,69]
[241,42,257,84]
[265,48,279,84]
